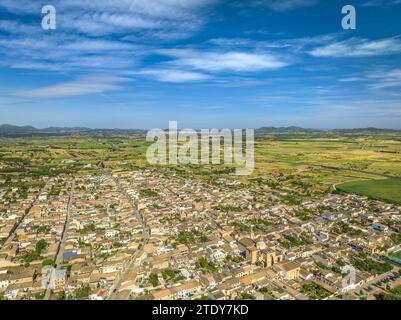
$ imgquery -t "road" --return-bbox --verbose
[44,180,75,300]
[106,174,150,300]
[2,180,50,247]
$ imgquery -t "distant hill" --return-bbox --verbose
[255,127,401,135]
[256,126,320,134]
[0,124,38,133]
[0,124,147,136]
[0,124,400,136]
[332,127,401,133]
[0,124,90,133]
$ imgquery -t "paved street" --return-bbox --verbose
[44,180,75,300]
[3,181,50,246]
[107,175,150,300]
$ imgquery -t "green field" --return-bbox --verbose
[1,131,401,203]
[337,179,401,204]
[390,250,401,260]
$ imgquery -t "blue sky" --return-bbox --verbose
[1,0,401,129]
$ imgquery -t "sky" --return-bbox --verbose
[1,0,401,129]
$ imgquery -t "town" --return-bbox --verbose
[1,160,400,300]
[1,0,401,305]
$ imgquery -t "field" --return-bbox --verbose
[390,250,401,260]
[1,130,401,204]
[336,179,401,204]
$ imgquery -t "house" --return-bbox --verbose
[272,261,300,280]
[152,288,173,300]
[219,278,241,297]
[209,289,226,300]
[171,280,202,299]
[99,260,124,274]
[299,268,313,281]
[200,274,217,289]
[89,289,107,300]
[239,271,267,286]
[104,229,118,239]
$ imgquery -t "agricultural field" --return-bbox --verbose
[336,179,401,204]
[0,130,401,203]
[389,250,401,260]
[253,132,401,196]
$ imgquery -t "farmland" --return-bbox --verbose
[337,179,401,204]
[1,129,401,202]
[1,128,401,301]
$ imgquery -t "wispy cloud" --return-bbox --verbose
[367,69,401,89]
[157,49,289,72]
[0,0,215,37]
[362,0,401,7]
[15,75,127,99]
[209,34,338,54]
[338,77,364,82]
[0,0,217,73]
[309,37,401,58]
[337,68,401,93]
[254,0,318,11]
[131,69,211,83]
[0,20,40,34]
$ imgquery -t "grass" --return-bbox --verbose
[337,179,401,204]
[389,250,401,260]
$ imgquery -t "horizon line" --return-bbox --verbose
[1,123,401,132]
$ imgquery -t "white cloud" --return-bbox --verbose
[158,49,289,72]
[362,0,401,7]
[338,68,401,91]
[208,34,338,54]
[255,0,318,11]
[132,69,210,83]
[16,76,127,98]
[0,20,39,34]
[0,0,215,36]
[367,69,401,89]
[62,40,142,52]
[338,77,363,82]
[309,37,401,58]
[0,32,143,72]
[0,0,217,73]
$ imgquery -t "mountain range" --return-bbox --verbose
[0,124,400,136]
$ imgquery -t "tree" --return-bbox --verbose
[149,273,159,287]
[36,239,48,254]
[42,259,54,267]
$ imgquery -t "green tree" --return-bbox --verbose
[149,273,159,287]
[35,239,48,254]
